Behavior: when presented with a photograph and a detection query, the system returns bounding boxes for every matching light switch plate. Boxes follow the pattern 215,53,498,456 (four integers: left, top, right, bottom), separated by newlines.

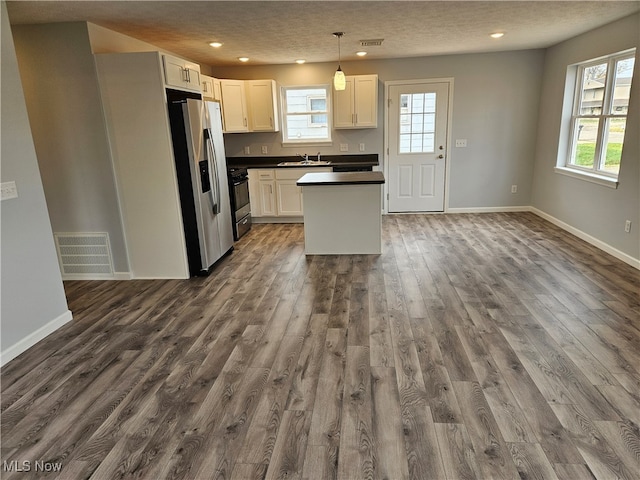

1,181,18,201
455,139,467,148
340,143,349,152
244,146,251,155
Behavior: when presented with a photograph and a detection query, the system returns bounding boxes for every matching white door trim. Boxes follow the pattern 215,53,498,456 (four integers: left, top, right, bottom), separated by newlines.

383,78,454,214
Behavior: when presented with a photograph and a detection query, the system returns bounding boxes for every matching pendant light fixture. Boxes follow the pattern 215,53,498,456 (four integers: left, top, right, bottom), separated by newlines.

333,32,346,91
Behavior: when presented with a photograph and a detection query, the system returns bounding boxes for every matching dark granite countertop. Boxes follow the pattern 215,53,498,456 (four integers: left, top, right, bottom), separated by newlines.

297,171,385,186
226,154,378,169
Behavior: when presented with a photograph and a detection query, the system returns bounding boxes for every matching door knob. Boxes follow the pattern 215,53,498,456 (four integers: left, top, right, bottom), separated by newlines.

438,154,444,159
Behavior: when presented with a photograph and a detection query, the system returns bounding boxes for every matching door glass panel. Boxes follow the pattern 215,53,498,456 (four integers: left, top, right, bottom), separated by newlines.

399,92,437,153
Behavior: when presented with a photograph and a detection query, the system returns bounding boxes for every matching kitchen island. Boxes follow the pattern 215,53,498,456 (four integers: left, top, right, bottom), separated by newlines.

296,171,385,254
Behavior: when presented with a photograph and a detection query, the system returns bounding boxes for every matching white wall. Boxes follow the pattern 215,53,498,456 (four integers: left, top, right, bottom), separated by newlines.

214,49,545,209
531,13,639,264
1,2,71,364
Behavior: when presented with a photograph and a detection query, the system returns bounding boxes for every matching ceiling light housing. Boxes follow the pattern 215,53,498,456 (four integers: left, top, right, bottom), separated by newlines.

296,59,306,64
356,51,367,57
209,42,223,48
238,57,249,62
490,32,505,39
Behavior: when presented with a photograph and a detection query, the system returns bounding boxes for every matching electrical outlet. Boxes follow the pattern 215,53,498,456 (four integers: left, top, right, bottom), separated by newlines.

244,146,251,155
340,143,349,152
1,181,18,201
511,185,517,194
624,220,632,233
455,139,467,148
359,143,365,152
261,145,268,154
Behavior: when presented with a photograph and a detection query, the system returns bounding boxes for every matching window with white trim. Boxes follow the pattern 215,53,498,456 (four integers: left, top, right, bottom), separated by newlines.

281,86,331,144
565,50,635,179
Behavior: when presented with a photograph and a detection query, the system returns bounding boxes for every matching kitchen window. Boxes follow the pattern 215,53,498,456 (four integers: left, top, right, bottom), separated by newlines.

557,49,635,186
281,85,331,144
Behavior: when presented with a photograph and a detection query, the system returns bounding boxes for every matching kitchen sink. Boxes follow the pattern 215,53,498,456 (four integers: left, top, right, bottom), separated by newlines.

277,161,332,166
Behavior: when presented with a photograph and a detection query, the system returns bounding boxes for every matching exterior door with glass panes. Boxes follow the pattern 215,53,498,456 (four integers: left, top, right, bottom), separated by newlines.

388,82,449,212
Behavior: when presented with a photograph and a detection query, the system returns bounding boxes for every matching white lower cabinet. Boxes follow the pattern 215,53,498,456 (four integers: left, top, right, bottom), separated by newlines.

259,181,276,216
249,167,330,219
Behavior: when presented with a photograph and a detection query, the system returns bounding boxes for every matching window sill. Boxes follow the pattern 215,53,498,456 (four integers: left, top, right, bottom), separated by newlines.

281,141,333,148
554,166,619,189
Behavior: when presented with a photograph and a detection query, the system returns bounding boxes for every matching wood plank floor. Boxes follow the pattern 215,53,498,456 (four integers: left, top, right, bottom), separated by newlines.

2,213,639,480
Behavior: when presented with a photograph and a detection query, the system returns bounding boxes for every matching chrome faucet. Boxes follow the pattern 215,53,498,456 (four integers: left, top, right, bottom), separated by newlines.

297,153,309,162
317,152,321,162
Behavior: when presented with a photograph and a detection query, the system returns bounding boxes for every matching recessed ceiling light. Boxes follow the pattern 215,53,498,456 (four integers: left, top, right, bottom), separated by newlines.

238,57,249,62
356,51,367,57
296,59,306,64
209,42,223,48
490,32,505,39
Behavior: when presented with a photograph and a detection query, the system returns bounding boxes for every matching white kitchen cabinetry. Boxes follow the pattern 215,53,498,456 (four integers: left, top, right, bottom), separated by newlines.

249,167,331,220
162,53,201,92
276,169,306,216
220,79,249,132
254,170,276,216
95,51,191,279
201,74,221,101
333,74,378,128
246,80,280,132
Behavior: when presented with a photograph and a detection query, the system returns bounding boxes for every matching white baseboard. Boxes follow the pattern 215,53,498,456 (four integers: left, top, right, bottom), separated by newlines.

530,207,640,270
1,310,73,367
446,206,531,214
252,217,303,224
61,271,132,281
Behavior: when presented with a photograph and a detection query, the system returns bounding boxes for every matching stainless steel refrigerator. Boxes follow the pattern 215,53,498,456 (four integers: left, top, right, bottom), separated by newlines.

168,92,234,276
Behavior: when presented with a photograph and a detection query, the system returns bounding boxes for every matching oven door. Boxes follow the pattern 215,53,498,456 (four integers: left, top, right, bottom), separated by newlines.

233,177,250,211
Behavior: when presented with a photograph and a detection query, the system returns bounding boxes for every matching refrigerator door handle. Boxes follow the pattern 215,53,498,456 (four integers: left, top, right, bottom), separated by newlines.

208,128,222,215
204,131,220,214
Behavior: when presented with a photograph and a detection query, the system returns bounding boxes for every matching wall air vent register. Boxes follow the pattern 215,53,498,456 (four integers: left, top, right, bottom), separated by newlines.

54,233,114,277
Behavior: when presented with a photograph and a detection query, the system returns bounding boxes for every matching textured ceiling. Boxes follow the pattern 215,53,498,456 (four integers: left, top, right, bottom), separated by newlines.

7,1,640,67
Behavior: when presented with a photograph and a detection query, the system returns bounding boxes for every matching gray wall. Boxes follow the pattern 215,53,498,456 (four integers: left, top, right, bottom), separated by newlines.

531,13,639,262
1,2,70,359
12,22,130,274
214,49,545,209
12,22,211,278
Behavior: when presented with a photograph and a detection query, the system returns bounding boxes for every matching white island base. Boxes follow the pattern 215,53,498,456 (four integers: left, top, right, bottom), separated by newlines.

297,172,385,255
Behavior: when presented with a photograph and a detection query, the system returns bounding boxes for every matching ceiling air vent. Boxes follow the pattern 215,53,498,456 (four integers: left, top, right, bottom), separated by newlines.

359,39,384,47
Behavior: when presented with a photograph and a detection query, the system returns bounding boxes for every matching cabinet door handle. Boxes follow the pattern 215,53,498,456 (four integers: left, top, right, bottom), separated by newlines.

244,118,247,127
203,82,208,92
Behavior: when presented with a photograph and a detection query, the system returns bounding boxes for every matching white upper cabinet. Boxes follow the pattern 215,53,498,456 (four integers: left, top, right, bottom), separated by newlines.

162,54,201,92
246,80,280,132
201,74,221,101
221,79,280,133
220,79,249,132
333,74,378,129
